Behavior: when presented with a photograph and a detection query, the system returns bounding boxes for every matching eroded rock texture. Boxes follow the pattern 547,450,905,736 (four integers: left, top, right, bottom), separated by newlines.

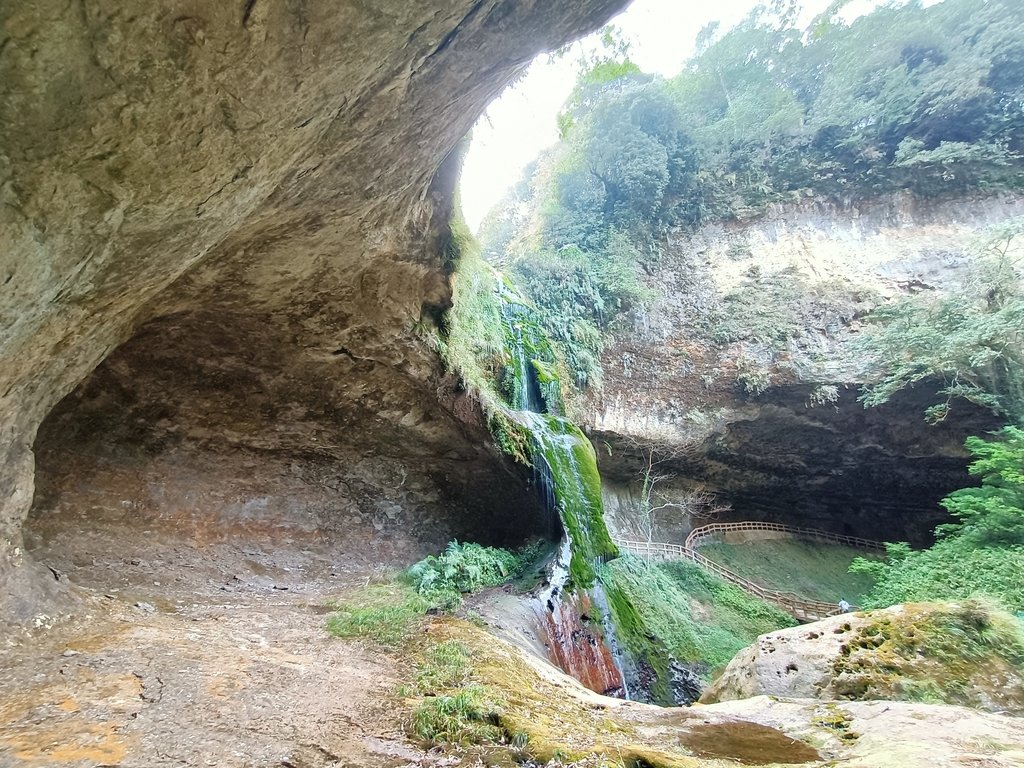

701,603,1024,715
588,194,1018,544
0,0,629,622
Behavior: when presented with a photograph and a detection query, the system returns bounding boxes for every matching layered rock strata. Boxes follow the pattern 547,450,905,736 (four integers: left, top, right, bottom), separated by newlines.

587,194,1020,543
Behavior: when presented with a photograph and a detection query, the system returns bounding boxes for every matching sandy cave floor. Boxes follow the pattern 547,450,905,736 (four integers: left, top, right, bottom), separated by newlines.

1,519,437,768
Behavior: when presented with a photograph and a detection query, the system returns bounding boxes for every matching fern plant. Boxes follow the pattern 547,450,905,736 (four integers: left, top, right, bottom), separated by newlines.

406,541,541,605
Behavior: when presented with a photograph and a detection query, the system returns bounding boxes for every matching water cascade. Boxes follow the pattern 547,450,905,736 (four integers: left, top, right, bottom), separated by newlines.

497,284,628,698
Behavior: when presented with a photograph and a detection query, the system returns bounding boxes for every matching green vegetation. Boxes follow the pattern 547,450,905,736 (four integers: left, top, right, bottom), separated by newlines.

667,0,1024,215
856,218,1024,424
508,241,650,389
854,541,1024,613
407,640,506,747
525,413,618,587
710,266,806,346
940,426,1024,546
326,582,433,646
853,427,1024,611
327,541,543,643
830,600,1024,710
437,223,507,411
700,539,882,605
407,540,545,608
601,555,794,703
413,685,503,746
479,0,1024,389
439,236,619,593
498,292,567,414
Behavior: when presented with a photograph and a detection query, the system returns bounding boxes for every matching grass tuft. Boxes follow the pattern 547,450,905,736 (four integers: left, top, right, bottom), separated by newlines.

412,684,504,746
325,582,431,646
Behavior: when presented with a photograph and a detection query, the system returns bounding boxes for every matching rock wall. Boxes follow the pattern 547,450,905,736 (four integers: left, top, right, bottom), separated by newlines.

0,0,630,622
585,193,1019,543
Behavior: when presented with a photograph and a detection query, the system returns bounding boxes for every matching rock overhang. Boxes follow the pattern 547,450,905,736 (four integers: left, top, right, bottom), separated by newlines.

0,0,632,622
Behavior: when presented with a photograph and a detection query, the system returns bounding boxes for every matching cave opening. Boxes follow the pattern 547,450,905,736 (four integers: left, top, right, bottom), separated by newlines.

24,308,546,603
592,384,1001,549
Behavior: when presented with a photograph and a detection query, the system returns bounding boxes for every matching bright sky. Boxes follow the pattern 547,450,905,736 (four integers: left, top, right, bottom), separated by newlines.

459,0,889,232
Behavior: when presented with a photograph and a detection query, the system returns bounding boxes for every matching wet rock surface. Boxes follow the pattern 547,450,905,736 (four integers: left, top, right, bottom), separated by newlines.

1,591,421,767
2,506,438,767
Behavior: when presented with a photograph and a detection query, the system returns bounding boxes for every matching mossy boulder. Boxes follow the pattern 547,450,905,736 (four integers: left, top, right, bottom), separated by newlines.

701,600,1024,714
395,615,1024,767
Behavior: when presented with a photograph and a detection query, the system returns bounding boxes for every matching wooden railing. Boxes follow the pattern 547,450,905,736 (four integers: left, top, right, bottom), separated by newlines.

684,521,884,553
613,529,866,623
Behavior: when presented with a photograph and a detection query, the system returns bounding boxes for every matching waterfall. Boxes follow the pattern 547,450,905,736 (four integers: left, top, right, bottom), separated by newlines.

495,280,628,698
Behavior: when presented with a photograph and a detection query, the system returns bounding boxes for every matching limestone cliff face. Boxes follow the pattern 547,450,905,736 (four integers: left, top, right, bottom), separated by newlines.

0,0,629,621
585,193,1021,543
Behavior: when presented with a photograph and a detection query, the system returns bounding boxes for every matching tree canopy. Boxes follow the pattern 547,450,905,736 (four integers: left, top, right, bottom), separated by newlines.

855,218,1024,425
479,0,1024,388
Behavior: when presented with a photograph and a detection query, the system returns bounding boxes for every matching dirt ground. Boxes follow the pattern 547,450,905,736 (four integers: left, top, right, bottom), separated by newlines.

7,516,1024,768
1,519,436,768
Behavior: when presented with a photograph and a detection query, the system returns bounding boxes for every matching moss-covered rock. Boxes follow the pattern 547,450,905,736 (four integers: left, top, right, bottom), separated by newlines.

601,555,794,705
388,614,1024,767
701,600,1024,714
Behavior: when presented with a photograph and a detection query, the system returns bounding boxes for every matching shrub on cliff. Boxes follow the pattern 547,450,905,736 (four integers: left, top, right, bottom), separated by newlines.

853,426,1024,610
855,218,1024,425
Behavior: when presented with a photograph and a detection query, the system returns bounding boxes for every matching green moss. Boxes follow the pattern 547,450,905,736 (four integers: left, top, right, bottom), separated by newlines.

600,556,795,703
520,412,617,587
601,565,675,704
429,619,698,767
811,704,860,743
440,217,616,592
325,582,432,646
831,600,1024,711
499,289,567,415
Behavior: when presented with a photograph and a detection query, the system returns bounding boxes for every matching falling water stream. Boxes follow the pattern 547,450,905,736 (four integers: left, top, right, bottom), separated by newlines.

498,284,630,698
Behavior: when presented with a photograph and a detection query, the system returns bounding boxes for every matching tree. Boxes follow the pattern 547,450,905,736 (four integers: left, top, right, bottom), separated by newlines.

624,437,728,543
855,218,1024,425
938,426,1024,547
851,426,1024,609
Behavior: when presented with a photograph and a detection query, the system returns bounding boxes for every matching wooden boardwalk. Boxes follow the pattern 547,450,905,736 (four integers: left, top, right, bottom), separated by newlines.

614,522,883,623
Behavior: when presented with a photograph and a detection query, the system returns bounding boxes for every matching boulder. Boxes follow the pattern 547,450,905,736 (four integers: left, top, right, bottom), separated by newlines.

701,601,1024,715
